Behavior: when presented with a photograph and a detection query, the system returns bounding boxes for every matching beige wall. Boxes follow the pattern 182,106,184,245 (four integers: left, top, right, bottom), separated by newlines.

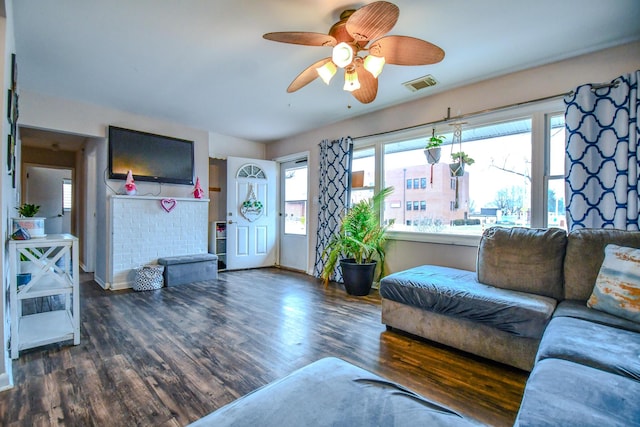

266,41,640,276
1,0,15,390
19,90,211,197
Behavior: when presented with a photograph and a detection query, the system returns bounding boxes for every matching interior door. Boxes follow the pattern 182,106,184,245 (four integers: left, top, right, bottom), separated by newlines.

24,165,72,235
226,156,277,270
279,158,309,272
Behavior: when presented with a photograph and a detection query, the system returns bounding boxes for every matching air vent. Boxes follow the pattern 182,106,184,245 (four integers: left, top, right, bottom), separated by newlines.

403,74,438,92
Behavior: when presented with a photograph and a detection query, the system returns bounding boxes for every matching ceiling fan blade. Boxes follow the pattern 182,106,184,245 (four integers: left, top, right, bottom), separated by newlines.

263,32,337,47
370,35,445,65
346,1,399,43
351,61,378,104
287,57,333,93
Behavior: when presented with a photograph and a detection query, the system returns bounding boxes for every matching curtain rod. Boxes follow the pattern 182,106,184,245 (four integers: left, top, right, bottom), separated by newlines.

352,92,569,141
352,80,619,141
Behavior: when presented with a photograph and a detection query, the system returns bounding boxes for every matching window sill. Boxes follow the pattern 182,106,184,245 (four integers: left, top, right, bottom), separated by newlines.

387,230,481,247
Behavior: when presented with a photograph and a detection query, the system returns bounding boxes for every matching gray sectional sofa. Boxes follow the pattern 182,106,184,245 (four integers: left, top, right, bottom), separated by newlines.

191,227,640,426
380,227,640,425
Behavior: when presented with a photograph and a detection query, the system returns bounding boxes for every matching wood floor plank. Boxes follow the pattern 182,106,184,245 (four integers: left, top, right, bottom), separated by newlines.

0,268,527,426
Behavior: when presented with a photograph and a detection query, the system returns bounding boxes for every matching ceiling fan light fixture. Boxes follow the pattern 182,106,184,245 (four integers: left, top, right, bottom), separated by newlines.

343,69,360,92
363,55,385,78
332,42,354,68
316,61,337,85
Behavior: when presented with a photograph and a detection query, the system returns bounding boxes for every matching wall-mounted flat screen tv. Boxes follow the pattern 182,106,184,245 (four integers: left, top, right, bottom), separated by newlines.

108,126,194,185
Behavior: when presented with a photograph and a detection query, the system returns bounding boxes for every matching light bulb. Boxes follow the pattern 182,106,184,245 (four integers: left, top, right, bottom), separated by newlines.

332,42,354,68
316,62,337,85
343,70,360,92
364,55,385,78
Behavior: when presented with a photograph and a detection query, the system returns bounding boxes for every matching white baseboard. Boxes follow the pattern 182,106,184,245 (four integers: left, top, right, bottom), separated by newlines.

109,281,132,291
93,275,109,290
0,372,13,392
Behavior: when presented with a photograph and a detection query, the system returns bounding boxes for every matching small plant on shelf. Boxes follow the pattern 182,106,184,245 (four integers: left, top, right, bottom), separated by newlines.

16,203,40,218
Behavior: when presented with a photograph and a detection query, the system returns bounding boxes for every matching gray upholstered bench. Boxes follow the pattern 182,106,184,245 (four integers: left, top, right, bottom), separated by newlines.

158,253,218,286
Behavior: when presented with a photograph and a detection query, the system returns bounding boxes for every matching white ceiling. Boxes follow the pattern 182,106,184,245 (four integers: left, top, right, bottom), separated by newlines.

12,0,640,143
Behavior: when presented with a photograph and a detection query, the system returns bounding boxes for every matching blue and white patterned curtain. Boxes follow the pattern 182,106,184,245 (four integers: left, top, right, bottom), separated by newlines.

314,137,353,282
565,71,639,231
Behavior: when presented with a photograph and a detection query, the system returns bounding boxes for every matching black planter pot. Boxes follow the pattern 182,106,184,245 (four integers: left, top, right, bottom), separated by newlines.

339,259,377,296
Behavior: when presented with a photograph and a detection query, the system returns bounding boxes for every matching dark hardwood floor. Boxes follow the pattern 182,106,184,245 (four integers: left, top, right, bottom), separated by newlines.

1,268,528,426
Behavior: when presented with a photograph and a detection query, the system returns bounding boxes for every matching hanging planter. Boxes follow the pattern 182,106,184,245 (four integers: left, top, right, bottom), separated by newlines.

449,151,474,177
424,129,445,165
425,129,445,186
449,162,465,177
240,184,264,222
425,147,442,164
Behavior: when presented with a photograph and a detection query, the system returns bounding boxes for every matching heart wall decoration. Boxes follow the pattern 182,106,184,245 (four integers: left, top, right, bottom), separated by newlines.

160,198,177,213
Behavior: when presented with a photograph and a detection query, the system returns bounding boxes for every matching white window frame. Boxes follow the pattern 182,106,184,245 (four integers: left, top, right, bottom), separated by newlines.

352,99,564,246
62,178,72,212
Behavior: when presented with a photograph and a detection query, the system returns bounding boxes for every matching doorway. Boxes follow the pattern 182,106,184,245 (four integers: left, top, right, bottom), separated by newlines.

225,156,278,270
23,165,73,235
278,158,309,272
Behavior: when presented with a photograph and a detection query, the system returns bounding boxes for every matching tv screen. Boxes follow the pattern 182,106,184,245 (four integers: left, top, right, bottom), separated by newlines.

108,126,194,185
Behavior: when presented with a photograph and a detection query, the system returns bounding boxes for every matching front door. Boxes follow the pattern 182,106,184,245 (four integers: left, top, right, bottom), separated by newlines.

226,156,277,270
279,158,309,272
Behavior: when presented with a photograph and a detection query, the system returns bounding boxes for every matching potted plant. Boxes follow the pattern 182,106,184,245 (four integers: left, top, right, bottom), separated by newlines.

424,131,445,164
321,187,393,296
12,203,45,238
449,151,475,177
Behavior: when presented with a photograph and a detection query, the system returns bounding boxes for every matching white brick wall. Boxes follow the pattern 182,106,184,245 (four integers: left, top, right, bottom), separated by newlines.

110,196,209,289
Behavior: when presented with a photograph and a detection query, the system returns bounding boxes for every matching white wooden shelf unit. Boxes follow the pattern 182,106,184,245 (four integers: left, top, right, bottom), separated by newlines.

8,234,80,359
214,221,227,271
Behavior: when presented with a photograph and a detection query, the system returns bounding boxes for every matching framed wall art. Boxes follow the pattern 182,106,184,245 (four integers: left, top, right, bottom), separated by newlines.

6,53,18,187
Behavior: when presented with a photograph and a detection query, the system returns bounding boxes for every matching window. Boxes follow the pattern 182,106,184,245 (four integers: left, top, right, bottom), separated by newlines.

63,179,72,211
284,165,308,235
546,114,567,230
384,117,534,235
350,147,375,205
351,99,565,242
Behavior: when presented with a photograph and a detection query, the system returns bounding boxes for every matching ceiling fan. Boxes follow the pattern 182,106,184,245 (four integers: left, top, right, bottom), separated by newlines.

263,1,445,104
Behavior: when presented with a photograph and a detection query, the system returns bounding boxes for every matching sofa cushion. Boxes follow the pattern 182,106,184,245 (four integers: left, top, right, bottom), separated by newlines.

535,316,640,381
564,228,640,301
587,244,640,323
476,226,566,300
515,358,640,427
553,300,640,333
189,357,482,427
380,265,557,339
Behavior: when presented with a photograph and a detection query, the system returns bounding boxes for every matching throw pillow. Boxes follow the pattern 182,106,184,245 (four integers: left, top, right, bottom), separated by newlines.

587,244,640,323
